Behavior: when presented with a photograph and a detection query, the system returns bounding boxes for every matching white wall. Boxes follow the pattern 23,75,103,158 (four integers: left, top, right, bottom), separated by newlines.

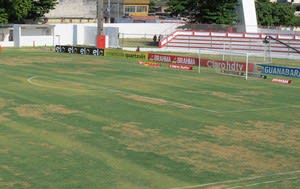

54,24,75,45
51,23,181,46
105,23,182,38
238,0,258,32
12,25,55,47
21,36,54,47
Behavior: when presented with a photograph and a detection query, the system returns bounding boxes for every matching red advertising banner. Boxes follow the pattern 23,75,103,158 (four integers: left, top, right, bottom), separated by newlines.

272,78,292,84
169,64,193,70
148,53,255,72
138,61,161,68
148,53,197,65
200,59,255,73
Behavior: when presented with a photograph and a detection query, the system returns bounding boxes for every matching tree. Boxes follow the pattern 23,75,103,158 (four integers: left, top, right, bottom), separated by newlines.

192,0,239,24
0,0,57,24
256,0,296,26
167,0,239,24
149,0,157,14
167,0,189,17
0,8,8,24
27,0,57,21
11,0,33,22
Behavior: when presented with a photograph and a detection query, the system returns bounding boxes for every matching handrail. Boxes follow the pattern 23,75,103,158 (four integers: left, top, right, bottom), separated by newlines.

263,35,300,54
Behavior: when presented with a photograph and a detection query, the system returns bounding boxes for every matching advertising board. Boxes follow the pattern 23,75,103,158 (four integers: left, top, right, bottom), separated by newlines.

259,64,300,78
200,59,255,72
105,49,148,60
169,64,193,70
55,45,104,56
148,53,197,65
148,53,255,72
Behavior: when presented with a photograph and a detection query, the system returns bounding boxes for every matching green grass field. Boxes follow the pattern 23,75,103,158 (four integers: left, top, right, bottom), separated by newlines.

0,48,299,189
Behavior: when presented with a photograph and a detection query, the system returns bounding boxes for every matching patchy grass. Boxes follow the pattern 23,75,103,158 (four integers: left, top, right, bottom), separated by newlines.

0,48,299,189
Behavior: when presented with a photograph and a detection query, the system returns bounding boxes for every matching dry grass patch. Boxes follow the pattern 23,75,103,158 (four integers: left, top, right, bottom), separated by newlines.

202,121,300,152
0,56,73,66
0,99,6,109
238,90,272,97
14,104,79,120
211,91,250,104
0,148,9,154
103,121,299,174
1,165,22,176
27,142,55,150
118,94,167,105
186,90,251,104
102,122,159,138
46,104,78,114
0,98,14,109
118,94,192,109
200,185,228,189
0,113,10,123
64,124,93,135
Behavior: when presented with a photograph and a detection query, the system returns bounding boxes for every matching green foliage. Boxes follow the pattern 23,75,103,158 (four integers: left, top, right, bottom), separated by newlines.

294,16,300,26
149,0,157,13
11,0,32,22
0,0,57,23
167,0,239,24
256,0,296,26
166,0,189,17
193,0,239,24
0,8,8,24
27,0,57,20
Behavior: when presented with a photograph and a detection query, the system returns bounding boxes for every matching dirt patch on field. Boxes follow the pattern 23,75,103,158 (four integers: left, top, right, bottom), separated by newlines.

118,94,192,109
211,91,250,104
202,121,300,152
120,94,167,105
27,142,55,150
103,121,299,174
239,90,271,97
46,104,78,114
186,90,250,104
14,104,79,120
200,185,228,189
65,124,93,135
14,105,45,120
103,122,159,138
0,113,10,123
0,98,14,109
0,148,9,154
1,165,22,176
0,99,6,109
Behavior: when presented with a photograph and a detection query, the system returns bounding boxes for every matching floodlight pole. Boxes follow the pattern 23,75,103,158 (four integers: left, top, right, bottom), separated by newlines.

97,0,104,35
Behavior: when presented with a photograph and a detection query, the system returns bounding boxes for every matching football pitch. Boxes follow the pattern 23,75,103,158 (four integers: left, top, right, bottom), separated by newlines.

0,48,299,189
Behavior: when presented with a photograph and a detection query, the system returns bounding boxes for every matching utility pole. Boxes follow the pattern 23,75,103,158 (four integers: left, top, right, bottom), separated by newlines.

107,0,111,23
97,0,104,35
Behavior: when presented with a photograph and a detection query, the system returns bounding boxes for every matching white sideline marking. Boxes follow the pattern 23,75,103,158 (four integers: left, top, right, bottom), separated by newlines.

225,176,298,189
27,76,86,91
171,170,300,189
216,106,294,113
27,76,299,114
